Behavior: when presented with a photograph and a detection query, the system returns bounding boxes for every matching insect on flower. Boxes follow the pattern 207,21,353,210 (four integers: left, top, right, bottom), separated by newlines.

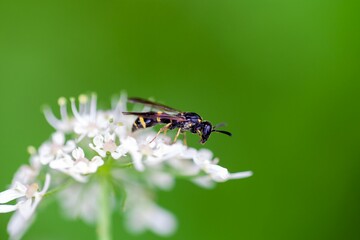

123,97,232,144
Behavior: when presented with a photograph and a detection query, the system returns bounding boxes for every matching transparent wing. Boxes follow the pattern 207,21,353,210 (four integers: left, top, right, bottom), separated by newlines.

122,111,186,122
128,97,181,112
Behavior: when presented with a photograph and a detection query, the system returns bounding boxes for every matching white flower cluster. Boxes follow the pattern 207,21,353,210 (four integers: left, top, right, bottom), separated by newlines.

0,93,252,239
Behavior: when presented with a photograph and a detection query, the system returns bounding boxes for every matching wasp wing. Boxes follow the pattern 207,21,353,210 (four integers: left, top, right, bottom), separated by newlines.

214,122,228,129
128,97,181,112
122,111,186,122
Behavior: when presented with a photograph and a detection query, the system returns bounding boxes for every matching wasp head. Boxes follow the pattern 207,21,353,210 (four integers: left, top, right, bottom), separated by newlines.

197,121,232,144
199,121,212,144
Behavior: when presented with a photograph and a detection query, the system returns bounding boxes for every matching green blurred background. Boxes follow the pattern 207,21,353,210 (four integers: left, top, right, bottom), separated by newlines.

0,0,359,239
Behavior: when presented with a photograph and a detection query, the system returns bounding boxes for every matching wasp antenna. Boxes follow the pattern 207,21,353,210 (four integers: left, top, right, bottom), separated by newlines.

212,130,232,136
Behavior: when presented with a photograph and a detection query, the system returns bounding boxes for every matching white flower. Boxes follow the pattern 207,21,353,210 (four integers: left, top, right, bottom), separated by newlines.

1,93,253,238
111,92,135,138
38,131,76,165
49,147,104,182
117,136,145,171
0,174,51,240
58,182,102,224
7,211,35,240
0,174,51,216
12,147,42,186
145,170,175,190
145,138,187,166
116,134,186,172
126,203,176,236
192,149,252,182
167,157,201,176
124,187,177,236
203,163,231,182
11,166,40,189
43,97,73,133
192,170,253,189
70,94,109,141
89,133,124,159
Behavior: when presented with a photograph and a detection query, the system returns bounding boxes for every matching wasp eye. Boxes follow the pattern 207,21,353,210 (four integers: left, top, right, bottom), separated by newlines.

200,122,212,144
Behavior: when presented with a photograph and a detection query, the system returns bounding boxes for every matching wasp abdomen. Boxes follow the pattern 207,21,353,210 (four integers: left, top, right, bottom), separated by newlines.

132,117,158,132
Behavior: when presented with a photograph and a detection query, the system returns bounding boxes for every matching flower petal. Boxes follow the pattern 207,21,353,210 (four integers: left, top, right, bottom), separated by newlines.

63,140,76,153
193,149,213,166
89,143,106,158
7,210,33,240
148,205,177,236
131,151,145,172
93,135,104,148
111,150,124,160
73,161,88,174
206,164,230,182
0,189,25,204
72,147,85,160
40,174,51,195
49,155,74,169
0,204,18,213
52,131,65,145
104,132,115,142
91,156,104,167
18,199,33,219
191,176,215,188
229,171,253,179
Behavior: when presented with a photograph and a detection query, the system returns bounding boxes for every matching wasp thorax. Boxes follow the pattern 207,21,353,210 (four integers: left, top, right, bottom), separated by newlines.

183,112,202,123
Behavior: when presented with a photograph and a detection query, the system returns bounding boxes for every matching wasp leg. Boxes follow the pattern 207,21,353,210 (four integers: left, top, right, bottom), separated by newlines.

149,123,171,143
173,128,182,143
182,132,187,146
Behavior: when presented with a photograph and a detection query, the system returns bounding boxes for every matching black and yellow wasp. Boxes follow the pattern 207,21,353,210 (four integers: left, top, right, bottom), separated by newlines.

123,97,232,144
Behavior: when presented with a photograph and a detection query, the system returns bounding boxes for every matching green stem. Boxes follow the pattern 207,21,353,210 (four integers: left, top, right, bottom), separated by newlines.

43,178,74,197
97,177,112,240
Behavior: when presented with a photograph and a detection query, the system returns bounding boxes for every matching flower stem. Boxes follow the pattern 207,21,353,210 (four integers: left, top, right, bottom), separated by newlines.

97,177,112,240
43,178,74,197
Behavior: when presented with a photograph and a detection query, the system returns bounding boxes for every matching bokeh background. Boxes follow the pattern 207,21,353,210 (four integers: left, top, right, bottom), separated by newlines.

0,0,359,239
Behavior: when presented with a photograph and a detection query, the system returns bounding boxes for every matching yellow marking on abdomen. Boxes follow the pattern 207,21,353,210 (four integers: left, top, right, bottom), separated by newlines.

139,117,146,128
133,122,139,129
156,112,162,123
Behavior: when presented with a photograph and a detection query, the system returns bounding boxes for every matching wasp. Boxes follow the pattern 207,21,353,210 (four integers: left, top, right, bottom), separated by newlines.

122,97,232,144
